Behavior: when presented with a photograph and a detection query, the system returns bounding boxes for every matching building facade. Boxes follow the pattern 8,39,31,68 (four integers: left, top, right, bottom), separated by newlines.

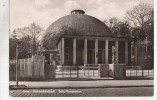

41,10,137,66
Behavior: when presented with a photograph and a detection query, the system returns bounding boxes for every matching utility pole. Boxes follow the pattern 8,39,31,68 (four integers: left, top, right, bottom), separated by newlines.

31,23,36,56
145,36,148,73
16,43,19,87
13,29,19,88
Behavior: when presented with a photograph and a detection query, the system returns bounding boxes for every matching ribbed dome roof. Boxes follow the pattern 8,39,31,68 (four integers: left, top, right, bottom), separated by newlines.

41,13,113,50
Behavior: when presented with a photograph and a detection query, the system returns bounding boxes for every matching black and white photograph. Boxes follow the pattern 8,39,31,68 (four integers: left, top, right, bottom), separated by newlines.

4,0,155,97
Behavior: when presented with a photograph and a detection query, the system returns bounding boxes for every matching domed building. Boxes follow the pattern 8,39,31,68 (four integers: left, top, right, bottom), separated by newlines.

41,10,137,66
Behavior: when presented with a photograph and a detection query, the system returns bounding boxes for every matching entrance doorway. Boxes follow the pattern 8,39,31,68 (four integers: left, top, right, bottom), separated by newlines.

87,40,95,64
76,40,84,65
98,50,105,64
87,49,95,64
98,40,105,64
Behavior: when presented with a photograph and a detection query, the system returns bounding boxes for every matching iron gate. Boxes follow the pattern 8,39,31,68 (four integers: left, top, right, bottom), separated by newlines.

55,64,100,79
126,66,154,77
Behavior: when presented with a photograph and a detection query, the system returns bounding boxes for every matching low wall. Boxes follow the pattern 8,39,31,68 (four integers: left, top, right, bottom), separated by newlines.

98,64,109,77
10,55,45,81
44,65,56,80
32,55,45,80
98,64,126,79
98,64,114,78
114,64,126,79
10,58,33,80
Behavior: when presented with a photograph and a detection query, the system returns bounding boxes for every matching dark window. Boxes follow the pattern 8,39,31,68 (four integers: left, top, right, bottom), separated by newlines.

118,41,125,63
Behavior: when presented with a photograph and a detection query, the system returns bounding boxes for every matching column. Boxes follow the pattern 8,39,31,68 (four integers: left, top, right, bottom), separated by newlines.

84,39,87,64
134,41,138,65
73,38,76,65
61,38,64,65
59,41,62,65
125,40,128,65
95,39,98,64
105,39,108,64
115,40,118,64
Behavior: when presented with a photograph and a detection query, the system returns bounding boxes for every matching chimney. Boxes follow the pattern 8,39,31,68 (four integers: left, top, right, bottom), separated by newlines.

71,10,85,14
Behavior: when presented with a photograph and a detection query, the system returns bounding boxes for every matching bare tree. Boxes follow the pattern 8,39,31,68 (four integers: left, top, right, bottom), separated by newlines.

14,22,44,41
9,23,45,59
104,18,131,37
104,17,118,33
125,2,153,38
126,2,154,69
112,21,131,37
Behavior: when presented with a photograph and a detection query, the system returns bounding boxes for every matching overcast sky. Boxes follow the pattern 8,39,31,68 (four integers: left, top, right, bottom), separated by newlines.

10,0,153,33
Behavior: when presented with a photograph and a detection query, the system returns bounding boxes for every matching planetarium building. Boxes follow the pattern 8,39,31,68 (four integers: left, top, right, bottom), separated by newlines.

41,10,137,67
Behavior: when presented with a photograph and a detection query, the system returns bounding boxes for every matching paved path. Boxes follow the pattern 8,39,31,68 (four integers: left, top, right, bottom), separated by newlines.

9,80,153,89
9,87,153,97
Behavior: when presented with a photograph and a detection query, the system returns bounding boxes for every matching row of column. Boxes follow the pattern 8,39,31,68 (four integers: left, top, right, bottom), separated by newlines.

60,38,137,65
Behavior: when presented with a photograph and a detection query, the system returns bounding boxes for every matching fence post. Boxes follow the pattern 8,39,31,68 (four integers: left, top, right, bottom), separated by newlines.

77,65,79,78
130,68,131,76
136,66,137,76
84,64,85,77
88,65,89,77
62,65,63,78
92,65,94,76
70,65,71,78
142,66,143,76
93,67,94,76
148,66,149,76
